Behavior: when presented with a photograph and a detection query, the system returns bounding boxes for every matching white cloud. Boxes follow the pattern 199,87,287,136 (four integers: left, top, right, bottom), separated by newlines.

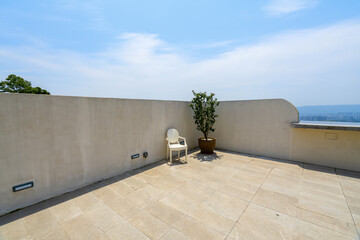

263,0,318,16
0,19,359,106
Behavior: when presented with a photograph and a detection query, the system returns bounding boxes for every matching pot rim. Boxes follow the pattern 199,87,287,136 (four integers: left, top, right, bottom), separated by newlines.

198,137,216,141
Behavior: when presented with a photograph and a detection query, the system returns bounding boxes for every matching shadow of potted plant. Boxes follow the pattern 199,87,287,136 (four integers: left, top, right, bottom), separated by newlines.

189,90,220,154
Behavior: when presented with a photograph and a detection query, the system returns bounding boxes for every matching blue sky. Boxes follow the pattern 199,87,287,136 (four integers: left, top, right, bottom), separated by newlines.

0,0,359,106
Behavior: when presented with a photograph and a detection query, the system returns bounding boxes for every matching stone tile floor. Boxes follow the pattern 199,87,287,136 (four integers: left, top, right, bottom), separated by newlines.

1,150,360,240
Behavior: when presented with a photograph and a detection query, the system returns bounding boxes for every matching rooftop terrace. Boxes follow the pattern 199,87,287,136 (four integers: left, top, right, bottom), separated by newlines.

1,150,359,240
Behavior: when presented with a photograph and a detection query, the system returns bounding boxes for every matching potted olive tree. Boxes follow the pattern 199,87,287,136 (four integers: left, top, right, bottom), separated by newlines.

189,90,220,154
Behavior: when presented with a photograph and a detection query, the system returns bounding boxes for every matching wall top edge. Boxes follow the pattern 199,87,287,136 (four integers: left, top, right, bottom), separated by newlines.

0,93,191,103
0,93,298,115
292,121,360,131
0,94,291,104
221,98,288,103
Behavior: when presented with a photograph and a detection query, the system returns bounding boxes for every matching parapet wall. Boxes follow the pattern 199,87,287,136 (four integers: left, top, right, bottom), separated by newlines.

290,128,360,171
214,99,360,171
1,94,359,215
213,99,299,160
0,94,197,215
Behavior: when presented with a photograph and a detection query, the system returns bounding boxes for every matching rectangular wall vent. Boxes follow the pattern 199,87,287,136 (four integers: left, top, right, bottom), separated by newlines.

13,182,34,192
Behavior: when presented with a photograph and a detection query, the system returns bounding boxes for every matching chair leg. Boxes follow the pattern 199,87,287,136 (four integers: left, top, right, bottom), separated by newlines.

185,148,188,163
170,150,172,165
178,151,180,160
167,146,169,160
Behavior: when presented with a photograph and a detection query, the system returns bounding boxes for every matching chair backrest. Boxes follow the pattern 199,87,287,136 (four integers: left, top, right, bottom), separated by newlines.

167,128,179,143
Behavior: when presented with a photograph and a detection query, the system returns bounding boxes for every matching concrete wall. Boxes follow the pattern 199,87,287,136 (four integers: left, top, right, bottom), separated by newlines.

213,98,359,171
213,99,299,160
0,94,197,215
1,94,359,215
290,128,360,171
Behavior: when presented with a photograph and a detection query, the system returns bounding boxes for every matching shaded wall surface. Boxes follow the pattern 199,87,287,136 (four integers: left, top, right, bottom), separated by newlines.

291,128,360,171
0,94,197,215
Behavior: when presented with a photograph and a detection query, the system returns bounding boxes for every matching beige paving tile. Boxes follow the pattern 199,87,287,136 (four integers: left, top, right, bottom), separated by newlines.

352,213,360,234
40,225,70,240
97,233,112,240
174,164,214,179
50,200,83,223
340,177,360,198
150,174,187,192
160,229,191,240
262,168,301,194
170,167,199,179
194,172,228,191
126,184,166,209
302,164,339,185
253,187,298,216
133,172,160,184
24,209,59,240
0,219,28,240
128,211,171,240
208,165,240,178
145,201,186,226
122,175,148,189
221,155,251,167
301,178,344,197
344,195,360,215
107,180,135,196
160,182,215,214
264,168,302,196
105,221,150,240
269,166,302,179
272,161,303,175
85,202,124,232
229,203,295,240
293,219,354,240
61,214,102,240
92,187,120,203
247,159,275,170
174,216,226,240
300,184,347,203
219,177,260,201
231,166,269,186
298,189,353,222
180,181,217,197
189,204,236,235
261,180,299,199
105,195,142,220
142,166,171,178
201,191,248,221
296,207,358,237
72,193,100,212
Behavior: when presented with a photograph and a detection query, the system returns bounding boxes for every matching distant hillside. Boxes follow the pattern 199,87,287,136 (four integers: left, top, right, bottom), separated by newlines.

297,104,360,122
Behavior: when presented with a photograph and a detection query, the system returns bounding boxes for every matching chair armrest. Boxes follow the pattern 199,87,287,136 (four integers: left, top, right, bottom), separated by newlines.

179,136,187,145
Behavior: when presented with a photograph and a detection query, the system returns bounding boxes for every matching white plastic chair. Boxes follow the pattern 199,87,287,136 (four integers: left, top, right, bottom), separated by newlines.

166,128,188,165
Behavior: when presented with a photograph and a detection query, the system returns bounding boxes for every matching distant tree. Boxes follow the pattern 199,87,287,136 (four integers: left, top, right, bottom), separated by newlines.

0,74,50,95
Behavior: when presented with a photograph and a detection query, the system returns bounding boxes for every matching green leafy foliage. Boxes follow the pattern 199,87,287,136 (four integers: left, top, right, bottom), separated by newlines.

0,74,50,95
189,90,220,139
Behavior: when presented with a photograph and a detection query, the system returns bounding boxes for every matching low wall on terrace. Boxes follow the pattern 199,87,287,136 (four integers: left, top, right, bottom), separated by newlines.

0,94,197,215
1,94,359,215
213,99,299,160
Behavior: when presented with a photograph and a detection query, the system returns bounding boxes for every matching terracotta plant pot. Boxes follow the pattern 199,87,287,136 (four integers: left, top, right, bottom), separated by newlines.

198,137,216,154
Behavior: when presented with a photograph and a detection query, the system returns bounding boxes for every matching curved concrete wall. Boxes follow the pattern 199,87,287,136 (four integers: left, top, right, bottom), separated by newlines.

213,99,299,160
0,94,197,215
